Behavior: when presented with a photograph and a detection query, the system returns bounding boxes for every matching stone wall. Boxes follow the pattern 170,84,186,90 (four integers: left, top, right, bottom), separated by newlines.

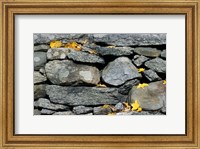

34,34,166,115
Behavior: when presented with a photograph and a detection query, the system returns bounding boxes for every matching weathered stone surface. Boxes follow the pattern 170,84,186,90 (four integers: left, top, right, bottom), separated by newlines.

34,52,47,70
115,102,124,111
144,69,162,82
118,79,140,95
161,98,166,114
93,106,112,115
45,60,100,85
34,71,47,84
34,109,41,115
132,55,149,67
102,57,142,86
73,106,93,115
53,111,75,115
144,58,166,73
34,44,50,52
41,109,55,115
116,111,151,115
128,81,166,110
161,50,166,58
34,84,46,100
93,34,166,46
46,85,119,106
34,98,69,111
47,48,70,60
133,47,161,57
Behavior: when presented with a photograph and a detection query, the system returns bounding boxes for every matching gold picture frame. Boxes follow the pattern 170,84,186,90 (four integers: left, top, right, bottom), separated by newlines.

0,0,200,148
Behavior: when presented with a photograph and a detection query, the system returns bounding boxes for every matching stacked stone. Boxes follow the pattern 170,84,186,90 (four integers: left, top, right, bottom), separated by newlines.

34,34,166,115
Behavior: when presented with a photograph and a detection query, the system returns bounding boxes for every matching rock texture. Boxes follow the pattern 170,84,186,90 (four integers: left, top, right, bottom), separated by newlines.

133,47,161,57
34,71,47,84
34,52,47,70
145,58,166,73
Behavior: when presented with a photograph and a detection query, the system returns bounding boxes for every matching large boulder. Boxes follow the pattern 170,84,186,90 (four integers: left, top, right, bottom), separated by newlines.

93,34,166,46
45,60,100,85
34,52,47,70
144,58,166,73
128,81,166,110
102,57,141,86
45,85,120,106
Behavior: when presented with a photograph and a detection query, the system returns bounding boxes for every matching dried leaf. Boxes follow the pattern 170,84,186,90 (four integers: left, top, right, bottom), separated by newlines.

123,102,131,111
65,41,82,51
102,104,110,109
163,80,166,85
131,100,140,111
137,83,149,89
138,68,145,73
50,40,62,48
88,50,98,55
96,83,107,88
137,107,142,112
109,105,117,112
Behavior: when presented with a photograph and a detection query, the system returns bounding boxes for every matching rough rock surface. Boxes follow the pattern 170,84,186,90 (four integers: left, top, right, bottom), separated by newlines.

45,60,100,85
161,50,166,58
53,111,75,115
132,55,149,67
116,111,151,115
46,85,120,106
144,58,166,73
34,109,41,115
143,69,162,81
34,98,69,111
34,52,47,70
128,81,166,110
118,79,140,95
93,106,112,115
93,34,166,46
47,48,70,60
34,71,47,84
34,44,50,52
34,84,46,100
41,109,55,115
133,47,161,57
102,57,141,86
115,102,124,111
73,106,93,115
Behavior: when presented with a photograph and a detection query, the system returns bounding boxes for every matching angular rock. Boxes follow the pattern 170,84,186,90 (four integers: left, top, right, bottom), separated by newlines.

47,48,70,60
118,79,140,95
45,60,100,85
115,102,124,111
128,81,166,110
144,58,166,73
34,109,41,115
34,52,47,70
132,55,149,67
133,47,161,57
93,34,166,46
34,84,46,100
93,106,112,115
34,98,69,111
34,44,50,52
46,85,119,106
143,69,162,82
161,50,166,58
102,57,142,86
73,106,93,115
53,111,75,115
34,71,47,84
41,109,55,115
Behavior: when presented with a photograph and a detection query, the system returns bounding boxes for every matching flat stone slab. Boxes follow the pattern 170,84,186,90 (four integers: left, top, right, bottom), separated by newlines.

144,58,166,73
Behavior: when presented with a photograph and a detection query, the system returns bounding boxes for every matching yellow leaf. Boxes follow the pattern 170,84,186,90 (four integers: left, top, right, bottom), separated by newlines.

50,40,62,48
137,83,149,89
138,68,145,73
96,83,107,88
131,100,140,111
137,107,142,112
163,80,166,85
123,102,131,111
102,104,110,109
65,41,82,51
88,50,98,55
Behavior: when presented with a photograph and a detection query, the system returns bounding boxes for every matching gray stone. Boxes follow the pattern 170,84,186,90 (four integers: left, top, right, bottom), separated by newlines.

133,47,161,57
93,34,166,46
34,71,47,84
40,109,55,115
34,84,46,100
83,113,93,115
34,52,47,70
93,106,112,115
34,98,69,111
118,79,140,95
116,111,151,115
34,44,50,52
144,69,162,82
73,106,93,115
47,48,70,60
161,98,166,114
46,85,120,106
34,109,41,115
161,50,166,58
53,111,75,115
128,81,166,110
45,60,100,85
102,57,142,86
144,58,166,73
115,102,124,111
132,55,149,67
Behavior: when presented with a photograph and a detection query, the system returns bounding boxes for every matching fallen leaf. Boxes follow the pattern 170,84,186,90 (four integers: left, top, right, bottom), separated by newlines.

65,41,82,51
123,102,131,111
131,100,140,111
50,40,62,48
163,80,166,85
138,68,145,73
102,104,110,109
96,83,107,88
137,83,149,89
109,105,117,112
137,107,142,112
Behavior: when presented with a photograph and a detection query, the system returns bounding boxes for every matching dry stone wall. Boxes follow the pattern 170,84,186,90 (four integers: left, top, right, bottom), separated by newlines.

34,33,166,115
